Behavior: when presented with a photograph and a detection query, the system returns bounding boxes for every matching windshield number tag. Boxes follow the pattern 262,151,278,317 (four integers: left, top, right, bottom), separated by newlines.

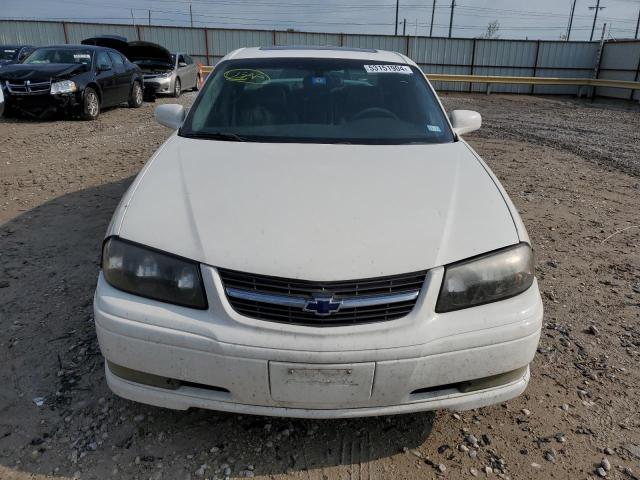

74,54,91,59
364,65,412,74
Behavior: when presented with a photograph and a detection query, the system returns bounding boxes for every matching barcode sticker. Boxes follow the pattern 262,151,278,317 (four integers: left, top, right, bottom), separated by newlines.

364,64,412,74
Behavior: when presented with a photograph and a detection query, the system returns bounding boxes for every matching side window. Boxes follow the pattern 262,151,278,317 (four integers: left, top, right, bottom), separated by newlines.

185,55,194,65
108,51,124,66
178,54,186,66
96,51,112,69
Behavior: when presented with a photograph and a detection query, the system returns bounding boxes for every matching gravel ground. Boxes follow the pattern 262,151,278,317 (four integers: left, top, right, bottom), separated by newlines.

1,93,639,480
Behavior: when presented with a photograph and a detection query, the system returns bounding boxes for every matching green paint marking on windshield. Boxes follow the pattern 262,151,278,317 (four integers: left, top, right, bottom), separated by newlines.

223,69,270,84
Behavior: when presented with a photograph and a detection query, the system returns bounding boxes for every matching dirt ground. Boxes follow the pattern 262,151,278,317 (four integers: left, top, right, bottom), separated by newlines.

1,92,639,480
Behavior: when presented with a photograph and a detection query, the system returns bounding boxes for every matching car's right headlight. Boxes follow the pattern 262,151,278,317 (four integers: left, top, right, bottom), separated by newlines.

50,80,77,95
102,237,207,309
436,243,535,313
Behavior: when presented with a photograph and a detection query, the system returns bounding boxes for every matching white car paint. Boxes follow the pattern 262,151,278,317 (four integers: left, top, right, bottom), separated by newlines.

95,46,542,418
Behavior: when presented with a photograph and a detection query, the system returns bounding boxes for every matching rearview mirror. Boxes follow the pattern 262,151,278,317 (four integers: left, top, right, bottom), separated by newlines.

155,104,186,130
449,110,482,136
178,62,188,67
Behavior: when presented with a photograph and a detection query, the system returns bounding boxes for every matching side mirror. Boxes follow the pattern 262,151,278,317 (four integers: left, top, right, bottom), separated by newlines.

178,62,188,68
155,104,186,130
449,110,481,136
97,63,112,72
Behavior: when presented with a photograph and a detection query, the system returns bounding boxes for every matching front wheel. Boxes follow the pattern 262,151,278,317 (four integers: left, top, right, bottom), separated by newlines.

81,88,100,120
173,78,181,98
128,81,143,108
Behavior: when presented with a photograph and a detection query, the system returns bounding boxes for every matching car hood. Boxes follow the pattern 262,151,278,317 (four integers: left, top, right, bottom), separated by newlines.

115,137,519,280
0,63,86,82
127,41,173,64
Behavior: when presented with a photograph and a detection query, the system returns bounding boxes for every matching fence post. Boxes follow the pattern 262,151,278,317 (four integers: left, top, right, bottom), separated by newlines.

468,38,476,93
62,22,69,44
531,40,540,95
340,33,344,46
272,30,277,46
405,36,410,57
630,52,640,101
204,27,210,66
136,25,142,41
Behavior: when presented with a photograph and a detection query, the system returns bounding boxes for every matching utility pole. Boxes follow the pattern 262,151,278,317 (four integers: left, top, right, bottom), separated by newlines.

189,3,194,27
448,0,455,38
566,0,576,41
148,10,151,26
130,9,135,26
589,0,605,42
395,0,400,35
430,0,436,37
403,18,407,35
635,7,640,39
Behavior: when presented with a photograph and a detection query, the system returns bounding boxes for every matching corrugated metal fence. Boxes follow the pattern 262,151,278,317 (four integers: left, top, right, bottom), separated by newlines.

1,19,639,99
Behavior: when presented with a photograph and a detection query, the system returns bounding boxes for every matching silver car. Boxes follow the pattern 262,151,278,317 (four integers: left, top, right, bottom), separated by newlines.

141,50,200,98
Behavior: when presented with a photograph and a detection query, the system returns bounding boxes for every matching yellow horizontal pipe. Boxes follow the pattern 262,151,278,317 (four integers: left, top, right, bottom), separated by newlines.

199,66,639,90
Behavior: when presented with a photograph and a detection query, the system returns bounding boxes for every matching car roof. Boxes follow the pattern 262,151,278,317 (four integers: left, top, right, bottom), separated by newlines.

225,46,412,64
1,45,31,49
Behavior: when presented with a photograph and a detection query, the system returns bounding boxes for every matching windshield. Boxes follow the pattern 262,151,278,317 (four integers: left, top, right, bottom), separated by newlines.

0,48,17,61
180,58,454,144
24,48,93,66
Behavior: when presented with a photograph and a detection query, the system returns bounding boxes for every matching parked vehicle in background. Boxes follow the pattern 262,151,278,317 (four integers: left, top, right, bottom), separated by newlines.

134,49,200,98
0,45,35,68
95,46,543,418
0,45,144,120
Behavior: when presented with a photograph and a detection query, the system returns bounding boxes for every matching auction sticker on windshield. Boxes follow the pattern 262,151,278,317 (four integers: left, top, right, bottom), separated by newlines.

224,69,270,84
364,64,412,74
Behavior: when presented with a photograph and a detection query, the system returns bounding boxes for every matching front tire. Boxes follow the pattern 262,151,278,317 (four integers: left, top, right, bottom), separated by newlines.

81,88,100,120
128,81,143,108
173,78,181,98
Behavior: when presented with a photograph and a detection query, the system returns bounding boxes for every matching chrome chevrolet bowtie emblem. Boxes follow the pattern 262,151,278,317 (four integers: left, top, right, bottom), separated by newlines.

303,296,342,316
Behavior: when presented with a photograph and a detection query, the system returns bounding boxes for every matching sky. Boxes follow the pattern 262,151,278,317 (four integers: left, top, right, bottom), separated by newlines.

2,0,640,41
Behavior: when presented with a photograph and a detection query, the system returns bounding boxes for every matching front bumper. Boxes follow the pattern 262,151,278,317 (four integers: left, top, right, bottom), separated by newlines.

4,91,80,117
143,76,172,94
94,265,543,418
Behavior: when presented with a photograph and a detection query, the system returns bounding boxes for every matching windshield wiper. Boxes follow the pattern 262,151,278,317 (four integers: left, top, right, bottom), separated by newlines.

182,132,248,142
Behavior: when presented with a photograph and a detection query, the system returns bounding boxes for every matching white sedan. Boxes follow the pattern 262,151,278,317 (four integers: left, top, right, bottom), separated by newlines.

94,46,542,418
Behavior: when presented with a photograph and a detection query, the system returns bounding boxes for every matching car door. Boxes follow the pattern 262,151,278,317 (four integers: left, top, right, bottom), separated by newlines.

185,55,198,89
108,51,130,103
177,54,193,89
95,50,116,107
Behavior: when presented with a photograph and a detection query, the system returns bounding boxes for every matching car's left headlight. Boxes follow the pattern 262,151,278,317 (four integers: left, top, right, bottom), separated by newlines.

102,237,208,309
50,80,77,95
436,243,534,313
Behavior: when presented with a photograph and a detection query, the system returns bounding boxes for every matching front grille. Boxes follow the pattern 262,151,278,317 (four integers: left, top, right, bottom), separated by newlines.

6,80,51,95
218,268,428,326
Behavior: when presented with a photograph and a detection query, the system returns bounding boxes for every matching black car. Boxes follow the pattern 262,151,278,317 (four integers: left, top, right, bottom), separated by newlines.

0,44,144,120
0,45,35,68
